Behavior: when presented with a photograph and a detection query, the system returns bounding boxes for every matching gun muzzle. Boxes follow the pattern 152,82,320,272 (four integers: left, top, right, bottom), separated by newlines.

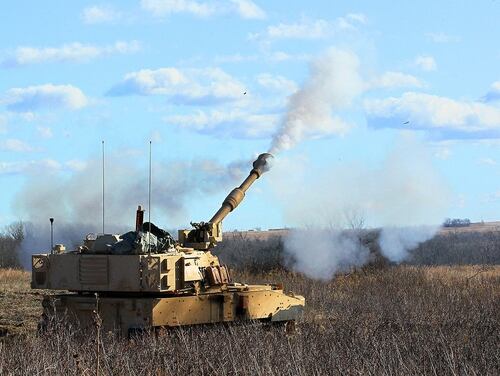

209,153,274,225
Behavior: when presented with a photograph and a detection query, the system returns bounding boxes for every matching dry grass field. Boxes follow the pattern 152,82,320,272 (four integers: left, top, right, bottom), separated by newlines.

1,265,499,375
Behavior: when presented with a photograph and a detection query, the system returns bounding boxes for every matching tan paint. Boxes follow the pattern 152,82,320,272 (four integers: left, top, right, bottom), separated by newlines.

33,153,305,334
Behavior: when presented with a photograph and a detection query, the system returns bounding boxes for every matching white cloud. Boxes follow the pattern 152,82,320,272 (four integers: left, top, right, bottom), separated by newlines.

107,67,246,105
483,81,500,102
141,0,217,17
2,84,88,112
0,114,7,133
37,126,53,139
346,13,367,24
414,55,437,71
425,32,460,43
165,109,279,138
150,130,163,143
0,138,36,152
81,5,121,24
0,159,62,175
141,0,266,19
483,191,500,203
214,51,310,64
230,0,266,19
369,71,424,89
249,14,367,41
434,146,452,160
365,92,500,137
269,51,292,61
65,159,88,171
478,157,497,166
253,19,329,40
256,73,298,93
2,41,140,67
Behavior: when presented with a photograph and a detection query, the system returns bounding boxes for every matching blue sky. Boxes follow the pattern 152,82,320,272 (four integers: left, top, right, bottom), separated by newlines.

1,0,500,232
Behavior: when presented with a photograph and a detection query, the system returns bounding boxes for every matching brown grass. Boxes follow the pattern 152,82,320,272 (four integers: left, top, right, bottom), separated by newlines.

0,268,53,336
0,265,499,375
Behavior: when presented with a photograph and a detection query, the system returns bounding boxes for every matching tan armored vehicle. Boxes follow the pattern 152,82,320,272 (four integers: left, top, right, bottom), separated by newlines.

31,153,305,335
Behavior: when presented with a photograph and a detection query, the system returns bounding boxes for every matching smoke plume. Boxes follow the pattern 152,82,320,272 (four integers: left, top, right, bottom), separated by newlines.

15,155,246,268
269,48,364,154
269,134,450,278
285,228,370,280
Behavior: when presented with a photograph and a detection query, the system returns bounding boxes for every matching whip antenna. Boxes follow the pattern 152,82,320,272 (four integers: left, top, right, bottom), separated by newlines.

49,218,54,254
148,140,152,255
102,140,105,234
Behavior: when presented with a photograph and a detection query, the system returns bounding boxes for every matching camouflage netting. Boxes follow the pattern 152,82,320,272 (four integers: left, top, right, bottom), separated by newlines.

111,222,175,255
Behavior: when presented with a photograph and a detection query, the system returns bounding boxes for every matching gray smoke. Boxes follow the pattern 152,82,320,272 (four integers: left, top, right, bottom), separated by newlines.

19,221,112,269
15,156,247,268
285,228,370,280
269,134,450,278
378,226,438,263
269,48,364,154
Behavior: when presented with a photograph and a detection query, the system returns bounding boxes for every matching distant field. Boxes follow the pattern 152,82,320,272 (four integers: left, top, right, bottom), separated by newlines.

224,221,500,240
440,221,500,233
1,266,499,374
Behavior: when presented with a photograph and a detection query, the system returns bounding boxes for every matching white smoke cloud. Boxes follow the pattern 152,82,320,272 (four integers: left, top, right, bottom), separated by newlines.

270,134,450,278
269,48,365,153
284,228,370,279
14,156,246,227
14,155,247,267
378,226,438,263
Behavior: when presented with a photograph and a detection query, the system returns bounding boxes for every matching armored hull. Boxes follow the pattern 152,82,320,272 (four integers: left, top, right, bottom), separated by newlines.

32,153,305,334
33,252,304,335
42,285,304,335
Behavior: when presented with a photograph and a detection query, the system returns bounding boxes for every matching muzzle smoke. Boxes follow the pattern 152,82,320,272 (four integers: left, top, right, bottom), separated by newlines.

15,156,246,268
269,134,450,279
269,48,364,154
265,46,449,278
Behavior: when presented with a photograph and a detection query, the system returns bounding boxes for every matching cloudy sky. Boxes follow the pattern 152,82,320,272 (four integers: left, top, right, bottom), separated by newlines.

1,0,500,231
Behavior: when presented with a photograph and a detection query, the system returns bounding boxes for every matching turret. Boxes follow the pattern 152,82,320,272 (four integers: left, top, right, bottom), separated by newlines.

178,153,274,250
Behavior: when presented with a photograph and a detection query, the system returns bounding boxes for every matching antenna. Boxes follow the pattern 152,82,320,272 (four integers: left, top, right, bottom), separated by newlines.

102,140,105,235
49,218,54,254
148,140,152,255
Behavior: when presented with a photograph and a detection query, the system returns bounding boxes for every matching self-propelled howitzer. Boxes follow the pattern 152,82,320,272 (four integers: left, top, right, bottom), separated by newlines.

31,153,304,335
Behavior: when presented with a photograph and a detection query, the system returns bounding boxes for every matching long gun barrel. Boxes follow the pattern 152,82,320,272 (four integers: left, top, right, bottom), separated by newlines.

209,153,273,225
179,153,274,250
